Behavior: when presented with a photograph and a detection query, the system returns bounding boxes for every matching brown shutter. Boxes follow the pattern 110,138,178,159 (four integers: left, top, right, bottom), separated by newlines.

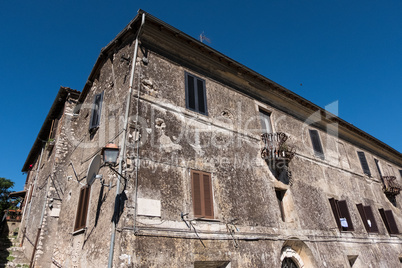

384,210,399,235
329,198,341,231
192,171,203,217
363,206,378,233
74,186,91,231
356,203,369,232
338,200,354,231
379,208,390,234
203,173,213,219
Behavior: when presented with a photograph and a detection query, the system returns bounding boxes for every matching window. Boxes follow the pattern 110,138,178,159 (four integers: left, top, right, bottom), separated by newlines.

89,91,104,133
309,129,324,159
329,198,354,231
399,169,402,179
357,151,371,176
74,186,91,231
356,204,378,233
185,72,207,115
191,170,213,219
275,189,286,222
259,109,273,134
378,208,399,235
374,159,382,178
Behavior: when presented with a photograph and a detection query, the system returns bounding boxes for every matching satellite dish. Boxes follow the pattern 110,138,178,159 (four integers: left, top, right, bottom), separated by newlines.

87,155,101,186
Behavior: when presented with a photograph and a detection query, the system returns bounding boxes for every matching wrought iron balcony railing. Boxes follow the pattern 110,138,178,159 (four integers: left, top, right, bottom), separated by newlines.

261,132,295,162
383,176,401,196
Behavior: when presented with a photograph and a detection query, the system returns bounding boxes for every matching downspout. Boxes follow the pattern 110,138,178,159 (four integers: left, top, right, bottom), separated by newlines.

22,144,45,246
107,12,146,268
29,174,51,268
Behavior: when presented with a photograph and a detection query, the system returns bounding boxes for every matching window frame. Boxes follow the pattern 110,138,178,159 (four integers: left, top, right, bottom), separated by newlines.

74,185,91,232
309,129,325,159
357,151,371,176
185,72,208,116
356,204,378,233
329,198,354,232
89,91,104,133
259,109,273,134
191,170,214,219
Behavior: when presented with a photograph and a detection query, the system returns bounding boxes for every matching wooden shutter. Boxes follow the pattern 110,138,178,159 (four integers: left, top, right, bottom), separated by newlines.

379,208,390,234
357,152,371,176
203,173,213,218
196,78,206,114
363,206,378,233
309,129,324,159
356,203,369,232
338,200,354,231
191,170,213,219
192,171,203,217
329,198,341,231
74,186,91,231
384,210,399,235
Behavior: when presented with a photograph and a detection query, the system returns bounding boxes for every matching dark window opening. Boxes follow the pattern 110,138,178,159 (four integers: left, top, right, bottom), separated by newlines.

194,261,230,268
281,257,298,268
329,198,354,231
378,208,399,235
185,72,207,115
74,186,91,231
309,129,324,159
275,189,286,222
348,255,358,267
357,151,371,176
89,92,104,133
356,204,378,233
191,170,213,219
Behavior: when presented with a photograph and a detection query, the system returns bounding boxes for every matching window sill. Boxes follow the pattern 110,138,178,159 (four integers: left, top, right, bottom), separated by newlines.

193,218,220,223
72,228,86,236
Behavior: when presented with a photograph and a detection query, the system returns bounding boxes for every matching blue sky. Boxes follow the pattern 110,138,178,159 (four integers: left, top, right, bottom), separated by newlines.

1,0,401,191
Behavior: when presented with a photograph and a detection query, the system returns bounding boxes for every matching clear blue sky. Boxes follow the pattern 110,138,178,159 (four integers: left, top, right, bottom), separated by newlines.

1,0,401,191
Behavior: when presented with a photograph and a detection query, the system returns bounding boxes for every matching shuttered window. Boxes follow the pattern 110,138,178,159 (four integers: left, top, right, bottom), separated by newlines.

379,208,399,235
309,129,324,159
191,170,214,219
357,151,371,176
89,91,104,133
356,204,378,233
74,186,91,231
185,72,207,115
329,198,354,231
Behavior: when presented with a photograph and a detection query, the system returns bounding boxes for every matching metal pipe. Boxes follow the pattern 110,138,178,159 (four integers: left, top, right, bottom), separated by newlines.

22,144,45,246
107,12,146,268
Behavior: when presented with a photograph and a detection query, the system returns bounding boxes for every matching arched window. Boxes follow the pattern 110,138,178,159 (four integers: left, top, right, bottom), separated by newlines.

282,257,299,268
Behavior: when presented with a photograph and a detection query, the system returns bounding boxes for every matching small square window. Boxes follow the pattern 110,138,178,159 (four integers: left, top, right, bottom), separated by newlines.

185,72,207,115
309,129,324,159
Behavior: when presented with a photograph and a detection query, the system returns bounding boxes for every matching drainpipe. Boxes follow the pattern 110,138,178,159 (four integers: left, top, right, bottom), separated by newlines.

22,144,45,246
107,12,146,268
29,174,51,268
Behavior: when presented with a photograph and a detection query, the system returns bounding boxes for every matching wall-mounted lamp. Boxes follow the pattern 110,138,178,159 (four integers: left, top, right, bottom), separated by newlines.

101,143,120,166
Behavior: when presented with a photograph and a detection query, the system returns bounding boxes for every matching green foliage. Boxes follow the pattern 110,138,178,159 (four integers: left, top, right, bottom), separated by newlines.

0,177,14,215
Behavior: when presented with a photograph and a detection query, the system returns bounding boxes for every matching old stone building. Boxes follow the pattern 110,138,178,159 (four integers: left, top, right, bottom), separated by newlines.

20,10,402,267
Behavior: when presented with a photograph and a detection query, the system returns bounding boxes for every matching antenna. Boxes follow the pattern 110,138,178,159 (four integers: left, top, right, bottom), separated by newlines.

199,31,211,44
87,155,101,186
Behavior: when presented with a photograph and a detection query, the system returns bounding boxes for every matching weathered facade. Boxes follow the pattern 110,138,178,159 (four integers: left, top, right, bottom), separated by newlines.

20,10,402,267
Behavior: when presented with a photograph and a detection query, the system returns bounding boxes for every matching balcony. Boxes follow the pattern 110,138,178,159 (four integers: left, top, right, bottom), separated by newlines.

383,176,401,196
5,209,22,222
261,132,296,184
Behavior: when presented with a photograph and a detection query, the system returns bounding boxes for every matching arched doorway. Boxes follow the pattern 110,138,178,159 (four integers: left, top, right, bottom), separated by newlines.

281,257,299,268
